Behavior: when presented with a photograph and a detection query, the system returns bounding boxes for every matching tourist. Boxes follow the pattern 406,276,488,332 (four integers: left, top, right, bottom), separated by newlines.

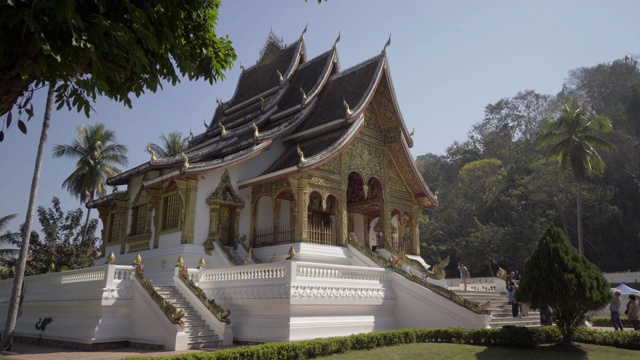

508,281,519,317
626,294,640,330
610,289,624,330
458,263,470,291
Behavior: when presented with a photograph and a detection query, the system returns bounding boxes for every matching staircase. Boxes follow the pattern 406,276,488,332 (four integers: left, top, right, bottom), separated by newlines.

454,290,541,328
154,285,223,349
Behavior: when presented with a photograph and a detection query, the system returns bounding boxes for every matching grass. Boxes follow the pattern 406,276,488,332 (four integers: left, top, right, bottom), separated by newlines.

317,342,640,360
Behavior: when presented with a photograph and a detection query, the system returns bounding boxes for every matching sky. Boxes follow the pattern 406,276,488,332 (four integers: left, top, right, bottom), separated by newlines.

1,0,639,236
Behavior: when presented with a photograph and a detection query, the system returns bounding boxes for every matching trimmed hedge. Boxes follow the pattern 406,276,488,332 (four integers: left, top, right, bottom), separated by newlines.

124,326,640,360
590,316,632,328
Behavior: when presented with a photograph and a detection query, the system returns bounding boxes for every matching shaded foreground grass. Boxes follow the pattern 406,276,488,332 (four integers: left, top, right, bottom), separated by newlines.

318,342,639,360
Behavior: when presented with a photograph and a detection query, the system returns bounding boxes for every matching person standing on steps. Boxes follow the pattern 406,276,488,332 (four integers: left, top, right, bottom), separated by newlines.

508,281,519,317
458,263,470,291
610,289,624,331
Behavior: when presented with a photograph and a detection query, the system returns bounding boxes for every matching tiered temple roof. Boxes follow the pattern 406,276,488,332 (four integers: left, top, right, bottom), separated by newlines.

106,29,437,208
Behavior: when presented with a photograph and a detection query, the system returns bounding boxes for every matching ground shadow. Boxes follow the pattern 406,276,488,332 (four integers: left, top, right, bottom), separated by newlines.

476,343,588,360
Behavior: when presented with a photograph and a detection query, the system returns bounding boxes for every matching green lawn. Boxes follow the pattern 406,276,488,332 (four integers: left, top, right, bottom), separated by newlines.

318,342,639,360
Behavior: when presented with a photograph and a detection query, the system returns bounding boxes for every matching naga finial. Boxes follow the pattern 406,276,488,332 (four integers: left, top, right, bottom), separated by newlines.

252,122,260,138
297,143,306,164
300,24,308,40
146,145,157,161
409,127,415,138
300,87,307,101
189,129,194,142
216,98,223,107
333,31,341,49
181,152,190,169
240,63,245,72
219,120,228,135
277,69,284,82
343,99,353,118
204,120,209,129
382,34,391,55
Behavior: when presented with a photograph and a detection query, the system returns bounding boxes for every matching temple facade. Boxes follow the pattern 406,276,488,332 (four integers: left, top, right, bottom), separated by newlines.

89,29,437,267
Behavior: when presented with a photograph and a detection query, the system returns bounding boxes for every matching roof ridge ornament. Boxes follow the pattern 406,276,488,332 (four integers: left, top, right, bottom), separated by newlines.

300,24,308,41
300,87,307,102
343,99,353,118
297,143,306,164
409,127,415,139
146,145,157,161
219,120,228,135
277,69,284,83
333,32,341,50
252,122,260,138
382,34,391,55
240,62,245,72
181,152,190,169
259,96,266,112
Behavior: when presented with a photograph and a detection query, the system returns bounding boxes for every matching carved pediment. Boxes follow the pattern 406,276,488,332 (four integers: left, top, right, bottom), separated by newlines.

207,170,245,208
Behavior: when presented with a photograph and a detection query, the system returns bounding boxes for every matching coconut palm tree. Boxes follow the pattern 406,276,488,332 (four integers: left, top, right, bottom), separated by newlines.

535,97,616,256
146,130,189,158
52,123,128,242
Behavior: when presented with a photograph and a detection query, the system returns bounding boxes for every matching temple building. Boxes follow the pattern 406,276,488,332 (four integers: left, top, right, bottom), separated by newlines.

0,31,508,352
89,29,437,270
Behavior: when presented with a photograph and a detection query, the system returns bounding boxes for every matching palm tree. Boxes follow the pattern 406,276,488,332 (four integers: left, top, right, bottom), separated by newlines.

52,123,128,242
0,214,19,260
535,97,616,256
146,130,189,157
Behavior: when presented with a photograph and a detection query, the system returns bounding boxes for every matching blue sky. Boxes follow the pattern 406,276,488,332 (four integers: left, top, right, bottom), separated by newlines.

1,0,639,235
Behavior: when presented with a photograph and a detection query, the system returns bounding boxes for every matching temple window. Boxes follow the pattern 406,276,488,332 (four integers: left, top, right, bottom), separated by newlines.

107,212,121,243
131,205,148,236
162,193,180,230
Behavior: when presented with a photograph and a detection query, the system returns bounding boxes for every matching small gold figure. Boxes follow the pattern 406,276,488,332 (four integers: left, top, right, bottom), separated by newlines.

133,253,142,266
175,256,184,267
146,145,157,161
198,257,206,269
286,246,296,260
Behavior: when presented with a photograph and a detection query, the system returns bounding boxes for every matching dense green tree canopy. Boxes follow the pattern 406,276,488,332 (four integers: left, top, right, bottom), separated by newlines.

517,226,610,344
0,0,236,137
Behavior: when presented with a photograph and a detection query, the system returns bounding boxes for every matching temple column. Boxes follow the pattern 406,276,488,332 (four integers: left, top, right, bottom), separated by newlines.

147,188,162,249
411,204,421,255
292,175,309,242
176,178,198,244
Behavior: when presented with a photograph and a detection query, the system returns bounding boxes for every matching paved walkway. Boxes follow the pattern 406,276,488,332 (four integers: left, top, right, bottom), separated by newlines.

0,342,214,360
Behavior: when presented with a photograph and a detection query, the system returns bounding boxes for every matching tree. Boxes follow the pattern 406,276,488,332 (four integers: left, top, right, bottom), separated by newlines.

2,82,55,350
0,0,236,136
3,197,100,275
517,226,610,344
0,214,19,260
535,97,616,255
52,123,128,242
146,131,190,157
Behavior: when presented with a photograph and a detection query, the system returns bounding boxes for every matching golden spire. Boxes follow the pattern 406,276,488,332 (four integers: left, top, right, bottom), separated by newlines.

219,120,228,135
252,122,260,138
146,145,157,161
175,256,184,267
286,246,296,260
343,99,353,118
106,251,116,264
181,152,190,169
277,69,284,82
296,143,306,164
382,34,391,55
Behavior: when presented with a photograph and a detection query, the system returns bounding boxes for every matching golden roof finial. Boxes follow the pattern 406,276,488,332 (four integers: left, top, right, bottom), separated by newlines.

382,34,391,55
296,143,306,164
175,256,184,267
106,251,116,264
277,69,284,82
300,24,308,40
343,99,353,118
300,87,307,101
219,120,228,135
146,145,157,161
198,257,206,269
252,122,260,138
133,253,142,265
181,152,190,169
333,31,341,49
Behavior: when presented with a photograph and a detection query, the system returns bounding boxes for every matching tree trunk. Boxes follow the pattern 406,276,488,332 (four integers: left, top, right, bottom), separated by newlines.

1,82,55,351
81,203,92,245
576,182,584,256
